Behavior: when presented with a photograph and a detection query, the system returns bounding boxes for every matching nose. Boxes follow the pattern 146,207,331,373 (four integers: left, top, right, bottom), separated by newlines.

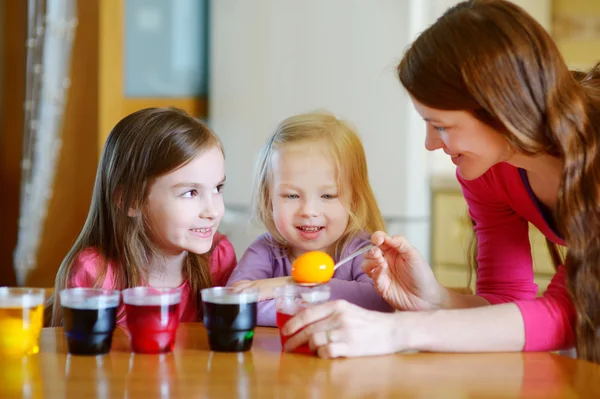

424,128,444,152
199,195,220,220
299,198,320,218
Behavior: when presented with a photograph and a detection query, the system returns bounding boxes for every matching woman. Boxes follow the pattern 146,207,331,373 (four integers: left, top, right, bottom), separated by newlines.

281,0,600,363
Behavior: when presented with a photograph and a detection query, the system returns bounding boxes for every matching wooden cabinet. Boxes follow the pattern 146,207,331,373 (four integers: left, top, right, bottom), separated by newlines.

430,177,557,296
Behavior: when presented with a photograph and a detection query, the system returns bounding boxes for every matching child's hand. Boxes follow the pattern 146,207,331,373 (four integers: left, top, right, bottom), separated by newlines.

230,277,293,301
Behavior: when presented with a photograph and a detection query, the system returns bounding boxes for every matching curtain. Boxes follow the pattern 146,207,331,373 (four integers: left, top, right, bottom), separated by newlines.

13,0,77,285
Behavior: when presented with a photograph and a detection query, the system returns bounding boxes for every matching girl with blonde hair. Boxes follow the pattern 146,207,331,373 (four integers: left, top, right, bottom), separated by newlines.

227,111,393,326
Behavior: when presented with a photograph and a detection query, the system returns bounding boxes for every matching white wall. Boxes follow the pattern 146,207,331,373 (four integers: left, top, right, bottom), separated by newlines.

211,0,436,258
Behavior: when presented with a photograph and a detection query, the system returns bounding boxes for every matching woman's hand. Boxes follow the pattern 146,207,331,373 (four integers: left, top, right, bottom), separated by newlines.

362,231,445,311
230,277,293,301
282,300,408,358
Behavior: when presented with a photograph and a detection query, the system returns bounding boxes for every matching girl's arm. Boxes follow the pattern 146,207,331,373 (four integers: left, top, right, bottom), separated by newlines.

225,235,281,326
226,236,276,284
326,279,395,312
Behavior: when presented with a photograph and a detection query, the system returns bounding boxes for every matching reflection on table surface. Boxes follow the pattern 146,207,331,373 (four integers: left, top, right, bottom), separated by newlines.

0,323,599,398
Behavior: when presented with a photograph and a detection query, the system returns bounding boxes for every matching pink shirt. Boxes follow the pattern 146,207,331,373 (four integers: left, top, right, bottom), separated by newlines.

66,233,237,326
458,162,574,351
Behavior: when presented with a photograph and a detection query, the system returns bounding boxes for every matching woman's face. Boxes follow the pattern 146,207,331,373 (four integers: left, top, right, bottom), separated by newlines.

410,96,513,180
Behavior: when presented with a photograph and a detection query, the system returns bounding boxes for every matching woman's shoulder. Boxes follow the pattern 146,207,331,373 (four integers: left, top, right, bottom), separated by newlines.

456,162,526,204
457,162,521,193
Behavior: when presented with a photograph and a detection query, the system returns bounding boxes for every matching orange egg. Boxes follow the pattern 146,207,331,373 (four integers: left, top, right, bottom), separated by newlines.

291,251,335,284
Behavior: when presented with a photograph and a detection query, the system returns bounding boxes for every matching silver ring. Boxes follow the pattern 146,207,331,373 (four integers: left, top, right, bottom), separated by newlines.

326,330,334,343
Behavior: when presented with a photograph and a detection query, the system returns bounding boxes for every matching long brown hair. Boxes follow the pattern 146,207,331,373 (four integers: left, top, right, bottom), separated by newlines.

47,108,223,326
398,0,600,362
252,111,385,258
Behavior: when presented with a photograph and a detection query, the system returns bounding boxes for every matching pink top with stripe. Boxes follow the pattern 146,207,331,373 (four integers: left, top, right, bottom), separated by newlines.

458,162,574,351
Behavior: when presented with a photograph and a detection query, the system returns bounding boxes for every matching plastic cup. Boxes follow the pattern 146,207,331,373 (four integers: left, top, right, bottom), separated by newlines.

0,287,45,356
274,285,331,354
202,287,259,352
122,287,181,354
60,288,120,355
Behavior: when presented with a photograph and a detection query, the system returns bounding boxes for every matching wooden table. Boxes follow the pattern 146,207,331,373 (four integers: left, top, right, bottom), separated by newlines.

1,323,599,398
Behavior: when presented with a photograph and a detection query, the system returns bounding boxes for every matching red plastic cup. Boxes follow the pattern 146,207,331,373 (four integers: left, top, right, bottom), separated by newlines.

122,287,181,354
274,285,331,354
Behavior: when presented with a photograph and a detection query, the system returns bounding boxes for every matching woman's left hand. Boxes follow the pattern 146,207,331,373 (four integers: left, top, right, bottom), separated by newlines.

281,300,408,358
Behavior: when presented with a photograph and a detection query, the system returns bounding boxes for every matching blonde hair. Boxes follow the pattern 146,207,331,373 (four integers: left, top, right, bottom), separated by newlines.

252,111,385,258
47,108,223,326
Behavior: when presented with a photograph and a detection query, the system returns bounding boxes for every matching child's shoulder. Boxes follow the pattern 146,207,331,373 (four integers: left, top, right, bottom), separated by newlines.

212,233,235,254
235,233,284,265
68,247,115,288
73,247,105,269
345,231,372,250
251,232,275,245
337,231,372,259
209,233,238,286
246,233,283,255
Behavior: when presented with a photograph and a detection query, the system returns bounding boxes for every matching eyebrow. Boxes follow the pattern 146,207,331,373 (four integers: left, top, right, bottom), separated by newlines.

423,117,445,124
279,183,338,190
172,176,226,189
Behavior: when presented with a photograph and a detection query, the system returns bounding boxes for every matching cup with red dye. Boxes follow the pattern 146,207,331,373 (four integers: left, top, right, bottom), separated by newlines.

122,287,181,354
274,285,331,354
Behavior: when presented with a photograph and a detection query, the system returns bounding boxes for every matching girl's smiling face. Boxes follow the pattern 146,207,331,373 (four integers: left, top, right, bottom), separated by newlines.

143,146,226,256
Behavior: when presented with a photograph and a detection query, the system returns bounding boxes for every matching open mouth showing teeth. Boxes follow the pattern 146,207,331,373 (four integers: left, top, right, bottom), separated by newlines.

297,226,324,233
191,228,211,233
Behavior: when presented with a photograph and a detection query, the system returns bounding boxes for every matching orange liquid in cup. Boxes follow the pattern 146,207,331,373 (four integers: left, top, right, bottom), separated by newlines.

0,304,44,356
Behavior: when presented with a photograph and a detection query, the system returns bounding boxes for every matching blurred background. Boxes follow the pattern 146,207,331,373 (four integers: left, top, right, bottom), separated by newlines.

0,0,598,290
